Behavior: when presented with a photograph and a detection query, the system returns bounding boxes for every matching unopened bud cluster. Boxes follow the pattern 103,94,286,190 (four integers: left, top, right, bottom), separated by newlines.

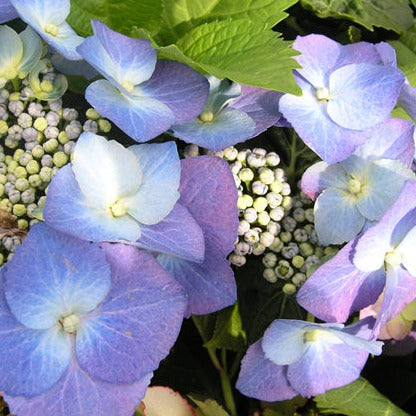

184,144,337,293
0,64,112,265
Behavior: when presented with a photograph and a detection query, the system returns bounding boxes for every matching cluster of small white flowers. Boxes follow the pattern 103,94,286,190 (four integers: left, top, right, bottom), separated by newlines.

184,144,338,293
0,64,112,265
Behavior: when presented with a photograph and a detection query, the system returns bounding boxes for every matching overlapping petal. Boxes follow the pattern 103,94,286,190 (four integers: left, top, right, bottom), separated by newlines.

0,0,17,23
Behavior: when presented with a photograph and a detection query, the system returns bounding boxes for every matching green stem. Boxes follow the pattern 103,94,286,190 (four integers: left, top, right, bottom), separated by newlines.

279,294,288,319
306,312,315,323
12,78,20,92
229,351,244,379
192,317,238,416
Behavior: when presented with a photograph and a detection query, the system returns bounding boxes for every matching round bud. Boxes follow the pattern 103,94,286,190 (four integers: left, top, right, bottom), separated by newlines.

282,283,297,295
263,268,277,283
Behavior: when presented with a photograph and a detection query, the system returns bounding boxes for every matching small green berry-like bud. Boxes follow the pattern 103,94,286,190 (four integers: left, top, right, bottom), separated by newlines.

259,168,275,185
17,218,29,230
0,252,4,266
53,151,69,167
244,229,260,245
229,253,246,267
280,231,292,243
0,174,6,184
238,168,254,182
252,243,266,256
58,131,69,144
253,197,268,212
299,242,314,257
7,160,18,173
14,166,27,178
33,117,48,132
0,120,8,134
13,203,26,217
98,119,111,133
263,268,277,283
32,144,45,159
266,192,283,209
292,255,305,269
15,178,29,191
259,231,274,247
13,149,25,161
0,198,12,212
282,283,297,295
86,108,100,120
237,195,248,210
269,180,283,193
270,207,284,221
275,260,293,279
269,237,283,253
26,160,40,174
263,253,277,268
43,138,59,153
257,211,270,226
0,183,4,197
266,152,280,167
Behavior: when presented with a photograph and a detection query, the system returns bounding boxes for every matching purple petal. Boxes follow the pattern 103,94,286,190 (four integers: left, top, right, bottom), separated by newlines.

137,202,205,262
236,339,296,401
0,0,17,23
297,241,386,322
230,85,283,136
353,118,414,165
287,341,369,397
85,79,175,142
179,156,239,255
76,244,186,384
157,245,236,316
374,42,397,66
0,272,71,397
279,74,368,163
140,59,209,124
6,361,152,416
328,64,404,130
335,42,382,68
292,34,342,88
398,82,416,122
5,223,111,329
44,165,141,242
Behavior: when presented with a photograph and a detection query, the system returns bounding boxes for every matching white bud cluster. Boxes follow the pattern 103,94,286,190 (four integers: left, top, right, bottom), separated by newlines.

0,64,113,265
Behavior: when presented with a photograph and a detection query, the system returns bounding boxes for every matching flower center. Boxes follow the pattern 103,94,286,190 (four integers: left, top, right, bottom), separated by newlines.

121,80,135,93
44,23,59,37
347,178,362,194
385,249,402,268
110,199,128,217
316,87,330,101
59,313,80,334
4,67,18,80
199,111,215,123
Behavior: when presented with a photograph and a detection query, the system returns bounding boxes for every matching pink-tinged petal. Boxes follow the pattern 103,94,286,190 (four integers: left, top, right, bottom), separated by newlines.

179,156,238,255
354,181,416,271
292,34,342,88
157,245,236,317
287,341,370,397
328,64,404,130
6,361,152,416
76,244,186,384
139,60,209,124
354,118,415,166
374,266,416,335
279,75,368,163
297,241,386,323
301,161,348,200
142,386,195,416
137,203,205,262
230,85,283,136
236,340,296,401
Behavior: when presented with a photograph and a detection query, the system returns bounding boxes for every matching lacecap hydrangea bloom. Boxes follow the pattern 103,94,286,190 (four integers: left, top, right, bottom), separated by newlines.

302,118,415,245
77,20,209,142
236,317,382,400
279,34,405,163
9,0,84,60
298,181,416,334
171,76,283,151
0,223,187,416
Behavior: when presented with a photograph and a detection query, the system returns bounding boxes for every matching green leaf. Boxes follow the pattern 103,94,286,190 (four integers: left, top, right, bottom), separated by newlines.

189,396,230,416
300,0,413,33
390,25,416,85
204,303,246,351
262,396,308,416
159,0,299,44
174,19,300,94
67,0,163,37
314,377,410,416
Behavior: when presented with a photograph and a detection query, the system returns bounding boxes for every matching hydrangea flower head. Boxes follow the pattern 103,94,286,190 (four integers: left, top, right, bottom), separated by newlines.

236,318,382,400
298,180,416,333
279,34,405,163
10,0,84,60
302,118,415,245
0,24,42,88
0,223,187,415
77,20,209,142
171,76,283,151
44,132,181,244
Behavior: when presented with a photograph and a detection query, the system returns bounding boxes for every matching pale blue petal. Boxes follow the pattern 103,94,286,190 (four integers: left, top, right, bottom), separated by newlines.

202,76,241,114
139,59,209,124
171,108,255,151
336,42,382,67
279,75,368,163
6,362,152,416
236,340,296,401
0,25,23,75
50,53,98,79
354,181,416,271
126,142,180,225
340,154,369,180
85,79,175,142
4,223,111,329
76,245,186,383
91,20,156,86
72,132,141,209
12,0,70,26
17,26,43,76
328,64,404,130
137,203,205,262
301,161,348,200
353,118,414,166
0,0,18,23
397,225,416,276
314,188,365,245
356,159,415,221
44,165,142,242
292,34,341,88
297,240,386,322
262,320,308,365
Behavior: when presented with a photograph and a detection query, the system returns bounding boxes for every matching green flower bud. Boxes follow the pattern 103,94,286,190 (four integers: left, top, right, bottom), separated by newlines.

0,174,6,184
258,168,275,185
280,231,292,243
269,180,283,193
98,119,111,133
238,168,254,182
86,108,100,120
43,138,59,153
269,237,283,253
292,255,305,269
7,160,18,173
33,117,48,132
53,151,69,167
0,184,4,197
32,144,45,159
0,198,12,212
263,268,277,283
13,203,26,217
275,260,293,279
299,242,314,257
263,252,277,268
253,197,268,212
13,149,25,161
15,178,29,191
58,131,69,144
17,218,29,230
14,166,27,178
282,283,297,295
257,211,270,226
0,120,8,135
26,160,40,174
